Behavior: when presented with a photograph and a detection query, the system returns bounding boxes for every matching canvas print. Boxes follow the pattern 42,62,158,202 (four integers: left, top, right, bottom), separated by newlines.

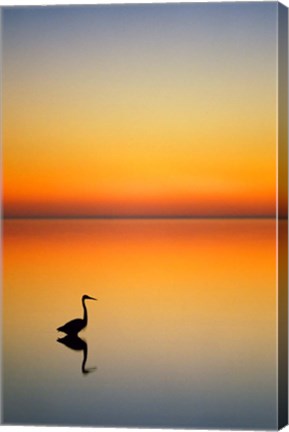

1,1,288,430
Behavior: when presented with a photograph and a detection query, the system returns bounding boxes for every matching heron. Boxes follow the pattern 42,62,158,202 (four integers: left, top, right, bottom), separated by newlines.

57,295,97,336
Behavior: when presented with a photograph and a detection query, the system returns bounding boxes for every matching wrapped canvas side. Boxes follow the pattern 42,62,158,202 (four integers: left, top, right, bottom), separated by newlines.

278,2,288,429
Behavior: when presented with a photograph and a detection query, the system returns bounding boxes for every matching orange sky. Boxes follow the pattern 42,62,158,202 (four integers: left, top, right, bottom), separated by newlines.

2,4,284,218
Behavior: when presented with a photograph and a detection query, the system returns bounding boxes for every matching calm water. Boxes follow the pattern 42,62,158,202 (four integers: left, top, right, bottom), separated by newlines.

3,219,277,429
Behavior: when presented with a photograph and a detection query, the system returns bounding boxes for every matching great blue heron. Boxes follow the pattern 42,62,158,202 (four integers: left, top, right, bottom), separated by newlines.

57,295,97,336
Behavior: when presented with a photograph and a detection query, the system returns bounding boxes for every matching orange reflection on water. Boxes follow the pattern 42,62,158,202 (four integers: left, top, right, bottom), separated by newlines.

3,218,277,428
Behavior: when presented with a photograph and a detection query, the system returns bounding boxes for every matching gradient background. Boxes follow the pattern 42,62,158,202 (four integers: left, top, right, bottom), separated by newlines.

1,2,284,429
3,218,277,428
2,2,279,218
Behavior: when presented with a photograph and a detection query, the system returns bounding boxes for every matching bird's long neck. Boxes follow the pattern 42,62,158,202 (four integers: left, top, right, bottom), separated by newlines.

82,298,88,326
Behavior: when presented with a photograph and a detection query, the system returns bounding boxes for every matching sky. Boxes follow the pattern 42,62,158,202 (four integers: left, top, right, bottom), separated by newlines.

2,2,283,218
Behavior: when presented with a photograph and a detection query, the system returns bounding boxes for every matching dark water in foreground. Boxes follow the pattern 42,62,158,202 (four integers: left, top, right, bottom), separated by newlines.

3,219,277,428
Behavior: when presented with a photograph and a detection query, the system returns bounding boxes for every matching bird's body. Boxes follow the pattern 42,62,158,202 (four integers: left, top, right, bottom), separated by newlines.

57,318,85,335
57,295,97,336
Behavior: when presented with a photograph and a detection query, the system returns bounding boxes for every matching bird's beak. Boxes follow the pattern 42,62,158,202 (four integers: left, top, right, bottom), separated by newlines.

88,296,97,301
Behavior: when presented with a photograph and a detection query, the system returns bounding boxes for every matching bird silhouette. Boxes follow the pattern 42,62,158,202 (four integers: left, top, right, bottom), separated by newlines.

57,295,97,336
57,334,97,375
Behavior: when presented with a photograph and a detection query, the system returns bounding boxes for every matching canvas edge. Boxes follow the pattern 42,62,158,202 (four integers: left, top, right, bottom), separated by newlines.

277,1,288,430
0,6,3,427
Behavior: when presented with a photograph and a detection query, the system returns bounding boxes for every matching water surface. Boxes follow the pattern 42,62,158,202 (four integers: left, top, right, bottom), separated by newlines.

3,219,277,429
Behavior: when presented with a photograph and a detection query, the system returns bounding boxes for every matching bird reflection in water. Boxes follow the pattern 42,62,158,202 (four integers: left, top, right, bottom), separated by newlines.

57,335,97,375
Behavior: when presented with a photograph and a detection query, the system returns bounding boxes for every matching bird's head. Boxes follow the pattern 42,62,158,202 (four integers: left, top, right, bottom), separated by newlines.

82,295,97,301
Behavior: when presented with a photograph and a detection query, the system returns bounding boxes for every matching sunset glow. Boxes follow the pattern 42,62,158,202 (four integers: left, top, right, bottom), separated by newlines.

2,3,281,218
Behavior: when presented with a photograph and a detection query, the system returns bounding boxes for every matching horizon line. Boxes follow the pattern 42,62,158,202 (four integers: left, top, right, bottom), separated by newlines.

2,215,287,221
